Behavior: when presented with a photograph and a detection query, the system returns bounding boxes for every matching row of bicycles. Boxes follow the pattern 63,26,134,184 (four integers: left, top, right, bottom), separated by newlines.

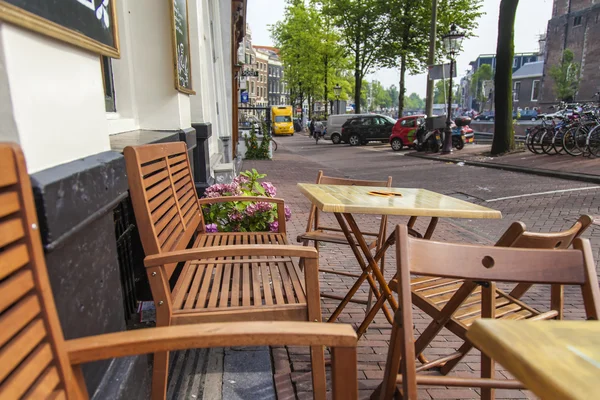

526,104,600,157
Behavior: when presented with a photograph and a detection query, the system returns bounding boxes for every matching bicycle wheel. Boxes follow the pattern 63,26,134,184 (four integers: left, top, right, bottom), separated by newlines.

563,127,584,156
540,130,555,155
588,125,600,157
271,139,278,151
551,128,565,154
525,129,535,153
530,128,545,154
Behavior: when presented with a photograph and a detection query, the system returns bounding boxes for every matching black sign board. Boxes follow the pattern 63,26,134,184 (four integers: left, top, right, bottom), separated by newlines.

170,0,194,94
0,0,120,57
242,69,259,77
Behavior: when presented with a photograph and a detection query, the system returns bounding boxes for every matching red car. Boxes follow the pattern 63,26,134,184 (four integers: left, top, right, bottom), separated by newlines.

389,115,426,151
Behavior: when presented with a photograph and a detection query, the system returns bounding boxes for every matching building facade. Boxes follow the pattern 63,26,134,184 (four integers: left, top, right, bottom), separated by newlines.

512,61,544,110
0,0,246,397
255,48,269,109
470,52,540,74
268,55,283,106
540,0,600,104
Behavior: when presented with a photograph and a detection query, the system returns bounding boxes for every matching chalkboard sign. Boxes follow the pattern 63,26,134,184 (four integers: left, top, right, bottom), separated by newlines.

170,0,194,94
0,0,120,58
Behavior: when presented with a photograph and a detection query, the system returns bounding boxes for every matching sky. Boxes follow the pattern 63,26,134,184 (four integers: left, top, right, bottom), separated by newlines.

247,0,553,97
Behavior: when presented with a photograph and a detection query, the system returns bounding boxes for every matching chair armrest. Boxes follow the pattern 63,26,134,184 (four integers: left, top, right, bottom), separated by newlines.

66,322,357,365
198,196,285,206
144,245,318,267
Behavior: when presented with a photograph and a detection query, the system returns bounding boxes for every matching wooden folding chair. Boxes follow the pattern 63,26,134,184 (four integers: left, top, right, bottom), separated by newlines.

376,224,600,400
0,143,359,400
297,171,392,315
388,215,593,378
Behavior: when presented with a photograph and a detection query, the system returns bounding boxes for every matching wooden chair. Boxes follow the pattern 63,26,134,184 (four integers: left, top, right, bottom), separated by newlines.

297,171,392,316
123,143,326,399
387,215,593,377
376,224,600,400
0,143,359,400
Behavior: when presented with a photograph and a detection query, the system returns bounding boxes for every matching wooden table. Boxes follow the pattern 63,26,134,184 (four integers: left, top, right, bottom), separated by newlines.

298,183,501,336
468,319,600,400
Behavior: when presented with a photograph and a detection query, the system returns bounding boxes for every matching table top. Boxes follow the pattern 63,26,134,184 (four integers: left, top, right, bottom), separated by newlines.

468,320,600,400
297,184,502,219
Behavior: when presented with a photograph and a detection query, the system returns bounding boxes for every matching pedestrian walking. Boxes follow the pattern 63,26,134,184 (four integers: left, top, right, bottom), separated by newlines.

309,117,316,138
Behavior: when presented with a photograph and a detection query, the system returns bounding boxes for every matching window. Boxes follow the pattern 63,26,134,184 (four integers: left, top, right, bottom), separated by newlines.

512,57,518,68
513,81,521,101
101,56,116,112
574,16,582,26
401,118,416,127
531,80,540,101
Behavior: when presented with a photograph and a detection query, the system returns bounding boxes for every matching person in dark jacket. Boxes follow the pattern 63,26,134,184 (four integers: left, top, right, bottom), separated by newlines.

309,118,316,138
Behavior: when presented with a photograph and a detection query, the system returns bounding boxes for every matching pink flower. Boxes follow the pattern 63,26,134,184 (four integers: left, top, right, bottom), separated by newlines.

269,221,279,233
261,181,277,197
205,223,218,233
233,175,249,184
284,205,292,221
245,202,273,216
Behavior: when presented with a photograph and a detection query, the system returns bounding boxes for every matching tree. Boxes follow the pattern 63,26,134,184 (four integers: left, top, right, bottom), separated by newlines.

272,1,349,117
380,0,483,117
434,79,450,104
470,64,493,110
271,1,322,115
322,0,388,114
491,0,519,156
548,49,581,102
404,93,425,110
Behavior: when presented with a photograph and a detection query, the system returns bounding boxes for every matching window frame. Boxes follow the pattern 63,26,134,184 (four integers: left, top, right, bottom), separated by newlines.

513,81,521,102
531,80,540,102
573,15,582,27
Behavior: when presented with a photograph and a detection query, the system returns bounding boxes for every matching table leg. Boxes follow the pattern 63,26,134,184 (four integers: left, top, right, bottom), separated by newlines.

344,213,398,311
327,213,393,324
353,217,441,335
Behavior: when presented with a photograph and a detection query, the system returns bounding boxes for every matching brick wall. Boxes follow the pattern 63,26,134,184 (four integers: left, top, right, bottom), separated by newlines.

541,2,600,104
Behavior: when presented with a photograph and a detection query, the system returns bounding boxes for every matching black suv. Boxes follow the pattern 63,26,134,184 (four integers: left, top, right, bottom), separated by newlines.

341,115,396,146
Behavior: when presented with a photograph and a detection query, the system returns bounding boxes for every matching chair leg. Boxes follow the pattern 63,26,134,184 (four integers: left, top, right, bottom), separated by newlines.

310,345,327,400
152,350,170,400
481,352,495,400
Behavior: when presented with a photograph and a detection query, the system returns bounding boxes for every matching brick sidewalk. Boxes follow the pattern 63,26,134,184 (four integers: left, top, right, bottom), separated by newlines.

243,149,594,399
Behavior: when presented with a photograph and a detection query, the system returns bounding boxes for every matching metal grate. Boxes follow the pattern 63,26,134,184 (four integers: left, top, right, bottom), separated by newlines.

113,196,149,321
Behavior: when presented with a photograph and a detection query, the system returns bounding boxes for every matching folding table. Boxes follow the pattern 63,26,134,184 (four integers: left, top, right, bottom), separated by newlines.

297,183,502,336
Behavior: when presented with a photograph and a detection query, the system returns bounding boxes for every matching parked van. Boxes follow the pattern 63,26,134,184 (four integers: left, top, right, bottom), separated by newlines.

271,106,294,136
325,113,371,144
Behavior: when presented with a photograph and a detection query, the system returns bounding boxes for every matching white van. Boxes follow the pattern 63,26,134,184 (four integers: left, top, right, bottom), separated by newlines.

325,114,371,144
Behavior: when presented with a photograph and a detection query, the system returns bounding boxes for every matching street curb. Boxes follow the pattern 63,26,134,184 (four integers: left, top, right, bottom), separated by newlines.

407,152,600,184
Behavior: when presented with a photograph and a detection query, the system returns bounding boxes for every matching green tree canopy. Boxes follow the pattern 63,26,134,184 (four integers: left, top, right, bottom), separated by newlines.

404,93,425,110
321,0,389,113
379,0,484,116
548,49,581,102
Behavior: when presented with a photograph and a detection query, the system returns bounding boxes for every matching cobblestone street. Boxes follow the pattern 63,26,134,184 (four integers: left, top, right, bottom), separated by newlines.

244,136,600,400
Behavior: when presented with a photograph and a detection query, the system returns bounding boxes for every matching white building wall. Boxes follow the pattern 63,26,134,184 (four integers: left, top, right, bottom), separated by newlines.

0,23,109,173
0,0,231,174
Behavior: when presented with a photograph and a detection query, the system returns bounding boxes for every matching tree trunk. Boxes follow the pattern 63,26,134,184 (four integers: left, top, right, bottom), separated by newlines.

354,53,362,114
491,0,519,155
398,53,407,118
324,55,329,115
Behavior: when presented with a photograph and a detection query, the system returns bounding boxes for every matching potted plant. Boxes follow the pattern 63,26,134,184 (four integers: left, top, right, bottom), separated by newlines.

201,169,291,232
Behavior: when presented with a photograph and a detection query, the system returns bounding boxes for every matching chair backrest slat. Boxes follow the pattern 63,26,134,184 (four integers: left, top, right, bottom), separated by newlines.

0,144,74,399
124,143,203,278
407,236,586,284
496,216,592,249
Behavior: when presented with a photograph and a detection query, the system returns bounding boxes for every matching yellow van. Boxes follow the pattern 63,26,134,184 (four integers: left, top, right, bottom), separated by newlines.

271,106,294,136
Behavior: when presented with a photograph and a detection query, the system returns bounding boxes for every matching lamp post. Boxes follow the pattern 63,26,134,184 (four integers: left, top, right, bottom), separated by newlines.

442,24,465,154
333,84,342,115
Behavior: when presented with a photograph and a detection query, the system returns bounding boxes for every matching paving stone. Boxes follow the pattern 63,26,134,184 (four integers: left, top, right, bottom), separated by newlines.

241,136,599,399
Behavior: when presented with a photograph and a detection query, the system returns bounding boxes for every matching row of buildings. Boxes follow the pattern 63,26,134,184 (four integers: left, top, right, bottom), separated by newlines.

460,0,600,112
238,25,290,118
0,0,251,397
